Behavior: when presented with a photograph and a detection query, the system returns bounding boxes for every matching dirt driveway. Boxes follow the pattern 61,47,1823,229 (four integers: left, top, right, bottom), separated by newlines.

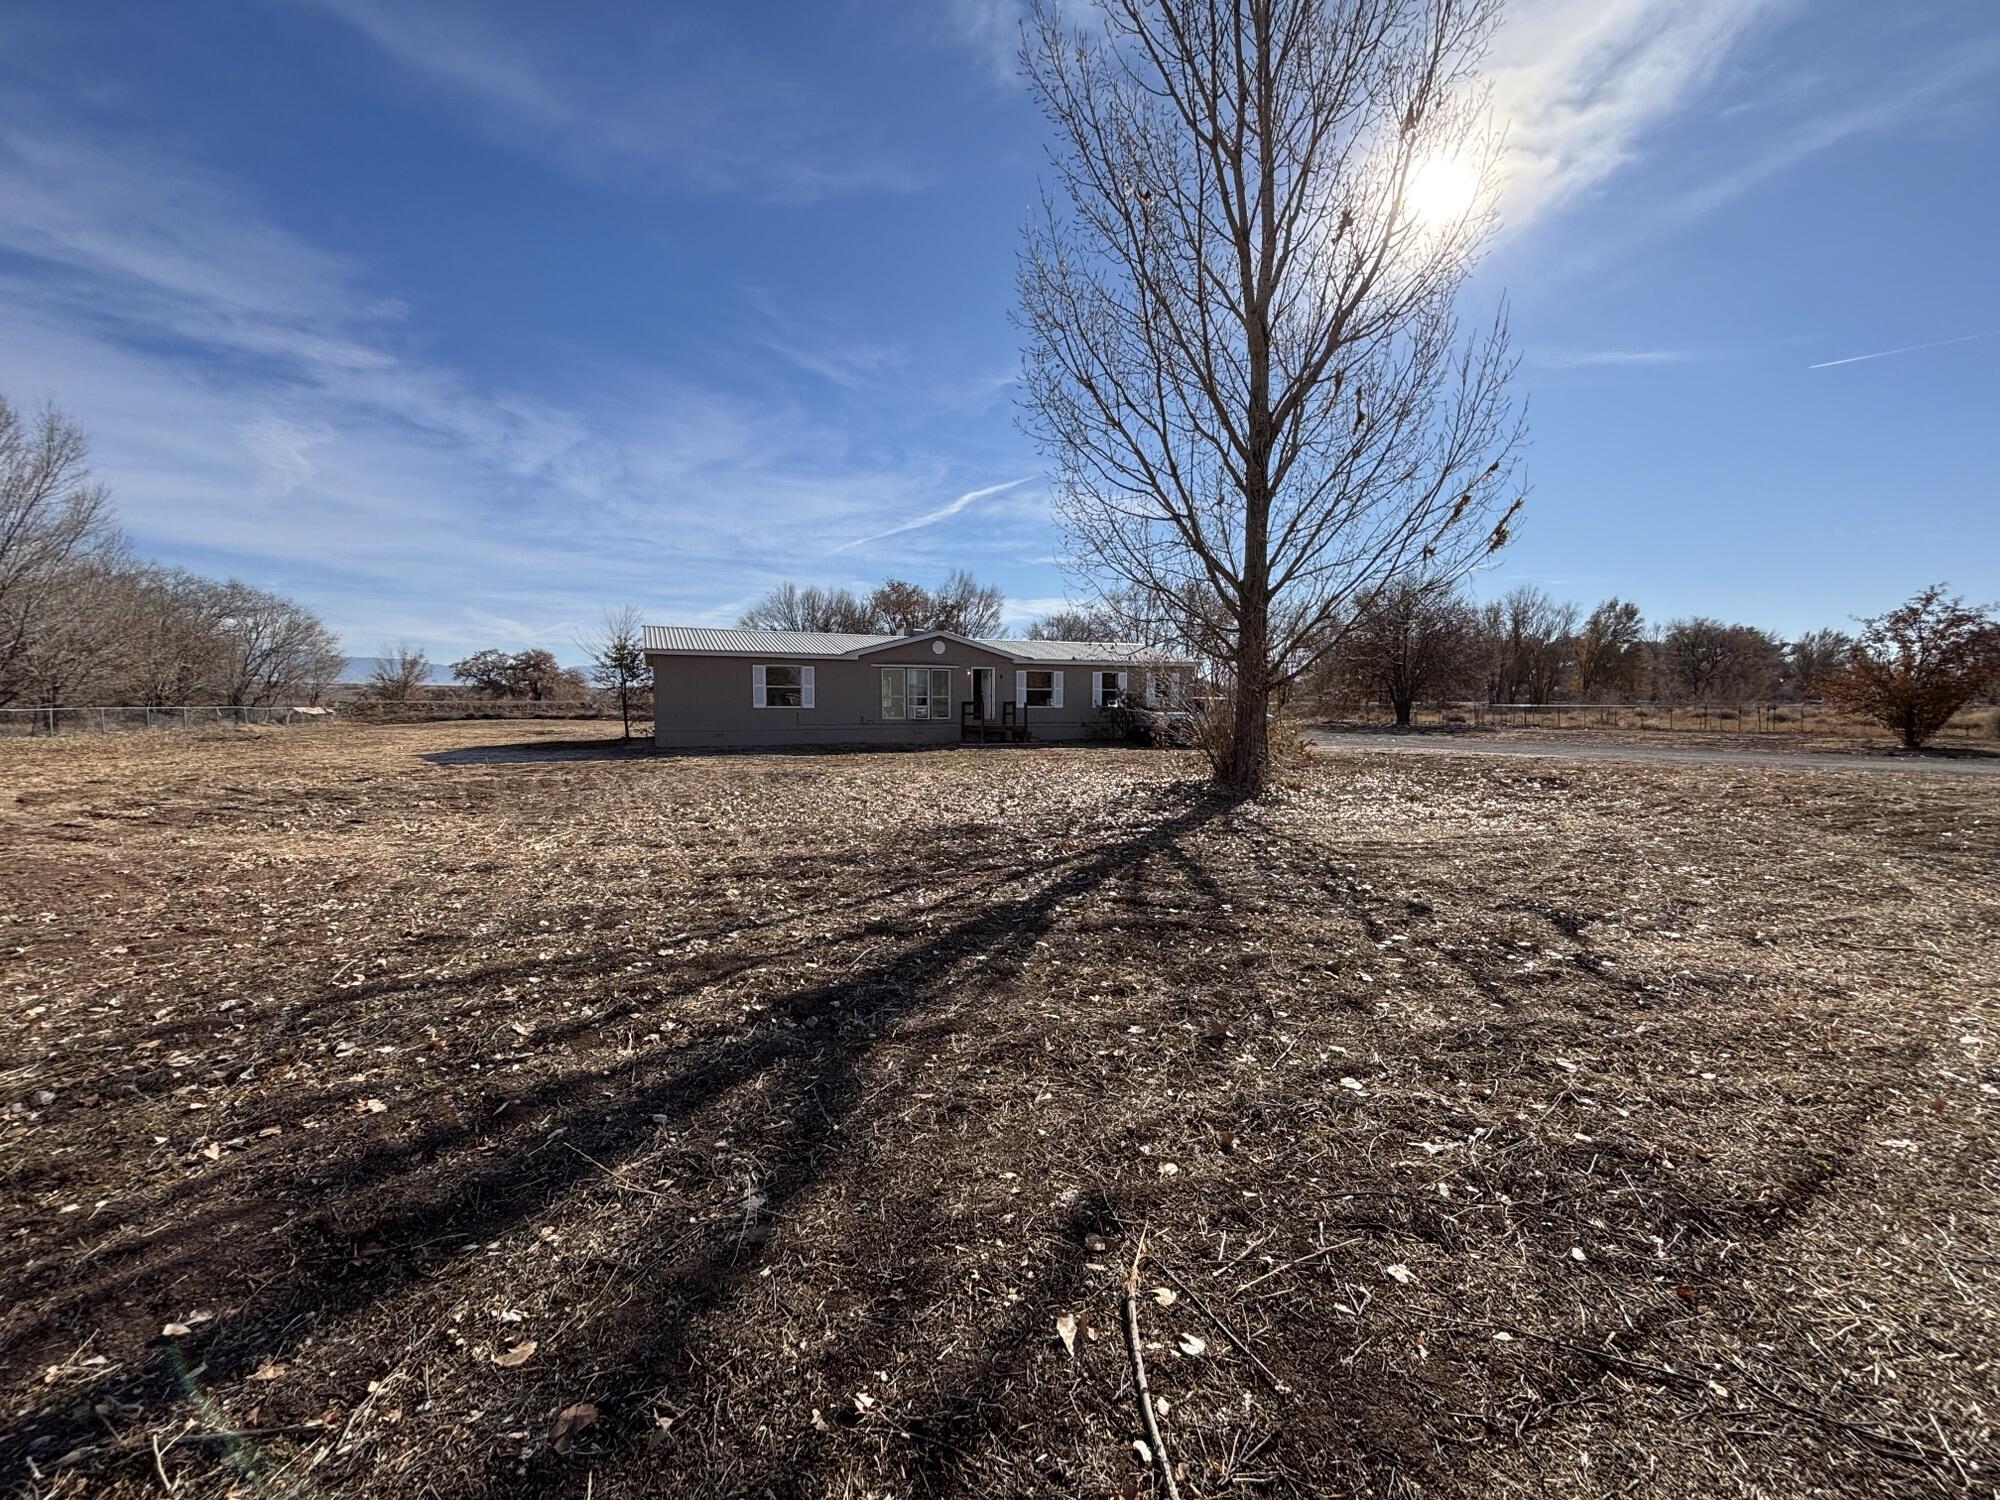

1307,728,2000,776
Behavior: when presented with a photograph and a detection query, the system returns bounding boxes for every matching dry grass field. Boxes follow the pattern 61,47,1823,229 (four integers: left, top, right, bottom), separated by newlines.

3,721,1997,1499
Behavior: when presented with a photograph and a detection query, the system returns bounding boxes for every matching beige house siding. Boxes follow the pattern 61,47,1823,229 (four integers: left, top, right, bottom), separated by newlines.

650,642,1180,749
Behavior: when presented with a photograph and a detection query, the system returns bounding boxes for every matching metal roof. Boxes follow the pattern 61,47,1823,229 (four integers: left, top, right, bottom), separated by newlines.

995,637,1156,663
642,627,891,656
642,626,1182,665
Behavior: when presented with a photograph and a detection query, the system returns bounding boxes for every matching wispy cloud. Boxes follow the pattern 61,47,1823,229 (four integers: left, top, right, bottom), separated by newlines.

832,478,1034,554
1667,38,2000,224
1483,0,1793,228
296,0,923,202
1808,330,2000,371
933,0,1031,85
1537,348,1707,368
0,109,1009,653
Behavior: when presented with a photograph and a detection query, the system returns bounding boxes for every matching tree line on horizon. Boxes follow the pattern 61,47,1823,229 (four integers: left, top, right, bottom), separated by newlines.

0,393,344,715
1317,578,1998,746
1318,584,1855,717
8,387,1991,746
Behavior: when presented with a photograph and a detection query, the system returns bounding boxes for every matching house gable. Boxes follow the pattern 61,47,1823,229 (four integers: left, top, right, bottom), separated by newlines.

848,631,1013,668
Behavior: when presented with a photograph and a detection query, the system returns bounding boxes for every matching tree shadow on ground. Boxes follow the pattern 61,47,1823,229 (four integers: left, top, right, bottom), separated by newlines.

0,781,1247,1496
418,736,652,765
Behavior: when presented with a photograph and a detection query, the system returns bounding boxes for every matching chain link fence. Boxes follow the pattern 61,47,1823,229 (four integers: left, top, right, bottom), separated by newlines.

0,700,621,736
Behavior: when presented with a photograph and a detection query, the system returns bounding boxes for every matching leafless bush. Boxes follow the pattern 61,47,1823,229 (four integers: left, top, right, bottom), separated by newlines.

1828,584,2000,748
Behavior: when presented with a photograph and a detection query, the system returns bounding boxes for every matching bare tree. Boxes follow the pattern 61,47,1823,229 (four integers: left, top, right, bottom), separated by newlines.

738,582,877,633
741,573,1011,637
582,605,649,739
867,579,934,635
1658,617,1781,703
1339,580,1479,723
1828,584,2000,748
1478,587,1574,704
12,559,135,716
210,582,344,706
1786,627,1852,701
369,642,432,702
1027,605,1125,640
1571,597,1643,700
926,568,1006,636
1018,0,1523,790
119,567,231,706
0,394,118,706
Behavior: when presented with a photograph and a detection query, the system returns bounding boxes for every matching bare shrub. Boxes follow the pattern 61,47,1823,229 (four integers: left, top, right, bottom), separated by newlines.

1827,584,2000,748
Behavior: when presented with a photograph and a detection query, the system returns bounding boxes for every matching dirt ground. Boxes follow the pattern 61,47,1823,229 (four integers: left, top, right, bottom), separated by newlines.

1315,717,2000,761
3,720,1997,1499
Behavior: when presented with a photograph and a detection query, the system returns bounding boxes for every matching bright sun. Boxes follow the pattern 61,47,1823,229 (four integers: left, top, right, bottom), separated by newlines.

1406,154,1481,227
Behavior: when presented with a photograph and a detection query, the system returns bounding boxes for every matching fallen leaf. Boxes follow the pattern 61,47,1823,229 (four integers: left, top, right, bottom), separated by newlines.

492,1340,538,1368
1151,1287,1177,1306
1176,1332,1206,1356
1339,1076,1364,1092
1385,1263,1415,1285
161,1322,192,1338
1055,1312,1078,1355
248,1360,287,1381
356,1098,388,1115
550,1401,600,1444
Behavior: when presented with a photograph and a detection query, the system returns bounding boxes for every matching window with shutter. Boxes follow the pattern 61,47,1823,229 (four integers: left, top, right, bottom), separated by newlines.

755,664,803,708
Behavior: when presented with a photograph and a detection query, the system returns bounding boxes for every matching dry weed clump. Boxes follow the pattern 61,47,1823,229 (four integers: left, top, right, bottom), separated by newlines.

1,720,1996,1499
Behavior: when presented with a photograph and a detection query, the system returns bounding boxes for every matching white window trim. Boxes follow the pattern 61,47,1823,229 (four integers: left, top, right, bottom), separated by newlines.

752,663,813,709
879,665,953,721
1016,668,1062,709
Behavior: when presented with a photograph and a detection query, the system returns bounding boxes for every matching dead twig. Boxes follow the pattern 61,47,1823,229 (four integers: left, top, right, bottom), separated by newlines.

562,1139,673,1200
150,1429,179,1495
1154,1261,1289,1397
1120,1229,1182,1500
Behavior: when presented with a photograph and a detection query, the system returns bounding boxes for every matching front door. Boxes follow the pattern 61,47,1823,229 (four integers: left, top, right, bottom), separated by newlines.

971,667,994,721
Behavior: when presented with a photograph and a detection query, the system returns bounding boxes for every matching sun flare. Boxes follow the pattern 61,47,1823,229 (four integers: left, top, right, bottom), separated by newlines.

1406,154,1481,228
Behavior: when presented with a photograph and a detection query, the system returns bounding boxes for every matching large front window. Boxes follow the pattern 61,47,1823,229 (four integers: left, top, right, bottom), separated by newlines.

1024,670,1055,708
881,667,954,720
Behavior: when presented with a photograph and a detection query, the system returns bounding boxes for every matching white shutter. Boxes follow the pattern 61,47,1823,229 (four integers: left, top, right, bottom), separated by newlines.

801,665,815,708
751,664,766,707
1144,671,1155,707
1015,670,1027,707
1050,670,1064,709
1116,671,1128,704
1091,672,1103,708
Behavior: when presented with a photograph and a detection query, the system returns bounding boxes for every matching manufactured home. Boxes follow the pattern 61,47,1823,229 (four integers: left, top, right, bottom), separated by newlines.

644,627,1191,750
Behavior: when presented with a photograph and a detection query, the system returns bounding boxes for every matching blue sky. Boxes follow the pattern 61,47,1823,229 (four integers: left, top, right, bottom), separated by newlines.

1,1,1995,656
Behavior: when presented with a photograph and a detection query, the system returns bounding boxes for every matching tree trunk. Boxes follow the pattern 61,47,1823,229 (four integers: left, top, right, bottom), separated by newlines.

1226,602,1271,793
1394,698,1413,727
1903,708,1919,749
